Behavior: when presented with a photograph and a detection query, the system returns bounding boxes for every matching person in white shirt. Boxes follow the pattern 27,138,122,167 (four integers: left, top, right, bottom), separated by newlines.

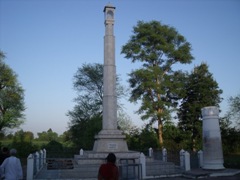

0,148,23,180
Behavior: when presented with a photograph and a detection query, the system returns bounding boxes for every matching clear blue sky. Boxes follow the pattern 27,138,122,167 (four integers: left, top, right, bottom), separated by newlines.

0,0,239,136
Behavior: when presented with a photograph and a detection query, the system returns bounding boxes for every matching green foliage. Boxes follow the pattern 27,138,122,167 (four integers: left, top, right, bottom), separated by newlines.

117,110,135,134
226,93,240,129
220,117,240,154
162,120,184,150
178,63,222,151
68,115,102,150
36,128,58,141
67,63,126,148
0,51,25,133
71,63,104,119
121,20,194,145
10,130,38,158
43,140,63,152
224,154,240,169
126,125,160,151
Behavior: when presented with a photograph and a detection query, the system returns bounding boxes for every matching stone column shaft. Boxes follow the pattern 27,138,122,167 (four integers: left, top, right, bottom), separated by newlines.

103,23,117,130
201,106,224,170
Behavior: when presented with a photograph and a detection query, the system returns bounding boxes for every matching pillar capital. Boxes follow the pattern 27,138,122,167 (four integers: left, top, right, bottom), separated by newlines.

201,106,219,118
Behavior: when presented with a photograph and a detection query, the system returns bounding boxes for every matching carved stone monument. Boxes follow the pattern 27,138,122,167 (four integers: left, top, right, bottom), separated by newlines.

93,4,128,153
75,4,139,163
201,106,224,170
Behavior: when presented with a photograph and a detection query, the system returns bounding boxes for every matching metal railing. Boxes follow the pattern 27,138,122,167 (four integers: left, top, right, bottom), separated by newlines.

118,158,142,180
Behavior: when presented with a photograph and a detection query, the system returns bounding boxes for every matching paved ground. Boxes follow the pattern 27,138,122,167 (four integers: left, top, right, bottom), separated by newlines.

155,174,240,179
34,167,240,179
152,168,240,180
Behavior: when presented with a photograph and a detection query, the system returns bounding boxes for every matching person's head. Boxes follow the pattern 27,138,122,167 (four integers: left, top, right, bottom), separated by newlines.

106,153,116,163
9,149,17,156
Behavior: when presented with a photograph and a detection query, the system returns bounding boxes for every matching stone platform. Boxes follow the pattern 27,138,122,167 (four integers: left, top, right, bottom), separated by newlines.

34,159,240,179
182,168,240,179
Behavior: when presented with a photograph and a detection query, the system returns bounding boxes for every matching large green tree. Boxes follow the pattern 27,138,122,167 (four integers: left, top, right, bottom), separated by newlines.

177,63,222,151
0,51,25,133
121,21,194,146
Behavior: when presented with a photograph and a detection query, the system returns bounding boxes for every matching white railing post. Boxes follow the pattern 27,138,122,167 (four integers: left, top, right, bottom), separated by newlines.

39,150,44,168
139,152,146,179
43,149,47,164
180,149,185,169
26,154,34,180
184,151,190,171
198,150,203,168
35,151,40,172
148,147,153,158
162,148,167,162
80,148,84,156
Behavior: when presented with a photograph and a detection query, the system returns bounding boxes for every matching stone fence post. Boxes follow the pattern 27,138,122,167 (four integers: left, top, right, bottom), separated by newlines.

43,149,46,164
140,152,146,179
180,149,185,169
80,148,84,156
148,147,153,157
198,150,203,168
184,151,190,171
27,149,46,180
39,150,43,168
35,151,40,172
26,154,34,180
162,148,167,162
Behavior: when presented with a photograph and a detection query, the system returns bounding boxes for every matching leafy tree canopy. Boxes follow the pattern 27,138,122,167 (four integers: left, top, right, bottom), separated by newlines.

226,93,240,129
0,51,25,133
36,128,58,141
178,63,222,151
121,20,194,146
67,63,127,148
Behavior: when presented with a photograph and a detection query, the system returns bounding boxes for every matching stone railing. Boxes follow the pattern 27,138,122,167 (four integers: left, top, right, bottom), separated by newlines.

145,147,203,172
78,148,202,178
26,149,46,180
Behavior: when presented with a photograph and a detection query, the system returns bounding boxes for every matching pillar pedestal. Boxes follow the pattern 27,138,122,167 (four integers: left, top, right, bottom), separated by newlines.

93,129,128,152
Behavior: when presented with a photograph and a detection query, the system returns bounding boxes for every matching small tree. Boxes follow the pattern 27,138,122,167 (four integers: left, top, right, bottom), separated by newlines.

126,125,159,151
220,117,240,154
226,93,240,129
121,21,194,146
0,51,25,133
178,63,222,151
67,63,126,148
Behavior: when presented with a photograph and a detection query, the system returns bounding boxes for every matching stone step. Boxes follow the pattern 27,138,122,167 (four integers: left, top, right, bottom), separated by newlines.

146,160,183,176
47,159,74,170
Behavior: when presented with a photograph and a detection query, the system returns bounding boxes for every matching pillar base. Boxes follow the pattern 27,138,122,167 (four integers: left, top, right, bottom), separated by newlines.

202,164,225,170
93,129,128,152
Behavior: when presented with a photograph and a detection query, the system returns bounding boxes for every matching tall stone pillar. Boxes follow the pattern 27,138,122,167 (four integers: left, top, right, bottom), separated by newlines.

201,106,224,170
93,4,128,152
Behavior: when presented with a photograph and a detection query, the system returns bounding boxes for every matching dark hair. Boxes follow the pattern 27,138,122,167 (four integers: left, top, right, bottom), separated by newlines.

2,147,9,153
106,153,116,163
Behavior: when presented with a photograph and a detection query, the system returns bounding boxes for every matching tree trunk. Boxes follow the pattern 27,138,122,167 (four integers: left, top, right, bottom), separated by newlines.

158,119,163,147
